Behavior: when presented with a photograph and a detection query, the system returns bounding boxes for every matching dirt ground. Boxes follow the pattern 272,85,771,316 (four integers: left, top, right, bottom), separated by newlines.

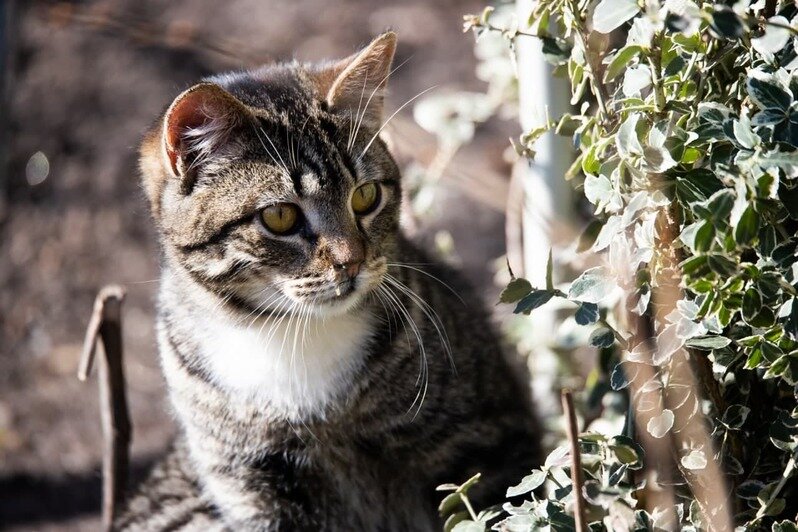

0,1,515,529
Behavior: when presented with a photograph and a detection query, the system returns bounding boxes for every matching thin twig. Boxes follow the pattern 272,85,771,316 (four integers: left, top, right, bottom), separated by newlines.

755,449,798,520
561,389,587,532
505,166,526,279
78,285,131,532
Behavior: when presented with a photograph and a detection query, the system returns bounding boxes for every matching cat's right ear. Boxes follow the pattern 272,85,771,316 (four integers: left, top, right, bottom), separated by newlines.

314,32,397,129
162,83,253,192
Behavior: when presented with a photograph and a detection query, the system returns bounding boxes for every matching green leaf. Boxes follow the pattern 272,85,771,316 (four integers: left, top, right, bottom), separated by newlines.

747,74,792,111
770,410,798,451
545,249,554,291
568,266,617,304
456,473,481,494
506,469,547,497
547,502,577,531
706,190,736,221
685,335,732,350
439,493,462,516
647,409,675,438
772,520,798,532
681,449,708,470
444,512,471,532
732,116,759,150
609,442,640,466
499,278,532,304
709,8,745,40
764,355,790,381
451,520,486,532
734,206,761,245
604,45,644,82
750,307,776,328
752,108,787,126
737,480,765,500
592,0,640,34
610,362,641,391
681,255,710,276
541,36,572,65
555,114,581,136
742,288,763,323
589,326,615,348
707,254,738,276
575,302,600,325
694,221,715,252
763,498,787,517
760,149,798,178
584,173,621,212
752,17,792,55
607,463,629,486
616,114,643,159
785,299,798,341
544,445,571,468
581,144,600,175
514,290,554,315
721,404,751,430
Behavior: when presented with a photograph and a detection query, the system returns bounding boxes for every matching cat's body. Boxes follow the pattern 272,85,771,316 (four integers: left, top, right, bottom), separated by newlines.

118,33,540,531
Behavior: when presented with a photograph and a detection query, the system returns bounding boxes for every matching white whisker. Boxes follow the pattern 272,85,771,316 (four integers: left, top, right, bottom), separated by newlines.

378,283,429,420
357,85,438,163
387,263,465,304
384,274,456,374
350,56,413,154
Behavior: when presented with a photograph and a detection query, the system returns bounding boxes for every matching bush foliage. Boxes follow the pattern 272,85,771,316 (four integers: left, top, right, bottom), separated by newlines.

438,1,798,530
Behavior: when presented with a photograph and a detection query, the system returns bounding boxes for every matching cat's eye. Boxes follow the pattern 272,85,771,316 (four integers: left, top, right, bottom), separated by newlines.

260,203,300,235
351,183,380,215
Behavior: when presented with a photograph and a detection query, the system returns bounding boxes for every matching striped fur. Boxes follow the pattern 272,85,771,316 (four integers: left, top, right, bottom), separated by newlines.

119,33,541,531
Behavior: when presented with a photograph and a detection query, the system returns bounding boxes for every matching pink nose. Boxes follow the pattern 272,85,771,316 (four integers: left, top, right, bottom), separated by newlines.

336,261,362,280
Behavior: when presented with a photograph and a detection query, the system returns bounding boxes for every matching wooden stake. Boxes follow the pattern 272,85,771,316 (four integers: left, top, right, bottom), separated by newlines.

562,389,587,532
78,285,130,531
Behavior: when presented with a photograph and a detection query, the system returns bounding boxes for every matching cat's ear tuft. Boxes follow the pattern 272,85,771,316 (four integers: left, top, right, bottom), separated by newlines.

324,32,397,129
163,83,252,191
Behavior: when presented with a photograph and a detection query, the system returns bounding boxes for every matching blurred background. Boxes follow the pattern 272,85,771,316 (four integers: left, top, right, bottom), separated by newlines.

0,1,520,529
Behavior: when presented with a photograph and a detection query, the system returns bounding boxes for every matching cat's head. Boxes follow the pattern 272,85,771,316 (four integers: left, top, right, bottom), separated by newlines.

140,33,400,317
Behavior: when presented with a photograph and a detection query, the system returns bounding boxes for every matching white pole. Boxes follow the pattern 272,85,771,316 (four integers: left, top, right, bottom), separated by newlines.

514,0,574,412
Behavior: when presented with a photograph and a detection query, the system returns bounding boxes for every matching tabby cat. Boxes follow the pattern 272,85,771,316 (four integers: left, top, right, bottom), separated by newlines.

117,32,540,531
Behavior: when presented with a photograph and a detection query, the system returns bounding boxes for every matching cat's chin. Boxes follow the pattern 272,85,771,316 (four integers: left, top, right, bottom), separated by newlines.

304,288,370,317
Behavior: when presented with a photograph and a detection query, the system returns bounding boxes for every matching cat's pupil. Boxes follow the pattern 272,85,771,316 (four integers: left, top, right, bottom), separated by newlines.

352,183,379,214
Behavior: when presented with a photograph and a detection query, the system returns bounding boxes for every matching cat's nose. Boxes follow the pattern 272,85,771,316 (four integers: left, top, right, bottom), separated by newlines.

335,260,362,280
327,235,365,279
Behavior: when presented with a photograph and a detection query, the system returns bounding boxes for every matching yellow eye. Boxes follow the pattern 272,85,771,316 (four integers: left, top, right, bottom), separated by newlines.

351,183,380,215
260,203,300,235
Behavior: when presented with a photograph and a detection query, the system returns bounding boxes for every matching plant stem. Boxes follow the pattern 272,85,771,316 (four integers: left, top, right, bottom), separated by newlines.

459,493,479,522
562,389,588,532
648,35,667,116
567,0,610,122
482,21,541,39
755,449,798,519
598,317,627,348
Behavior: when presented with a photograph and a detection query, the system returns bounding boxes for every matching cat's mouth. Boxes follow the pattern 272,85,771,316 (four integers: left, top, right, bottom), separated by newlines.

277,258,387,316
311,271,381,313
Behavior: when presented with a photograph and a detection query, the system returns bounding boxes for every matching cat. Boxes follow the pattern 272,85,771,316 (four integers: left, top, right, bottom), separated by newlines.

116,32,541,531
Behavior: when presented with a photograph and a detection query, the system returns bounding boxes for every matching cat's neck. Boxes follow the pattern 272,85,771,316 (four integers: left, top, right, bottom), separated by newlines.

162,267,378,421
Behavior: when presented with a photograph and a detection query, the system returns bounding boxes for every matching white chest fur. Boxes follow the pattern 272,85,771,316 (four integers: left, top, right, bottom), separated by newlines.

193,308,375,420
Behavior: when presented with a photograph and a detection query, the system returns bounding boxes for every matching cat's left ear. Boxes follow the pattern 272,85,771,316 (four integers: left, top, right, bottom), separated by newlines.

319,32,396,128
162,83,254,192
